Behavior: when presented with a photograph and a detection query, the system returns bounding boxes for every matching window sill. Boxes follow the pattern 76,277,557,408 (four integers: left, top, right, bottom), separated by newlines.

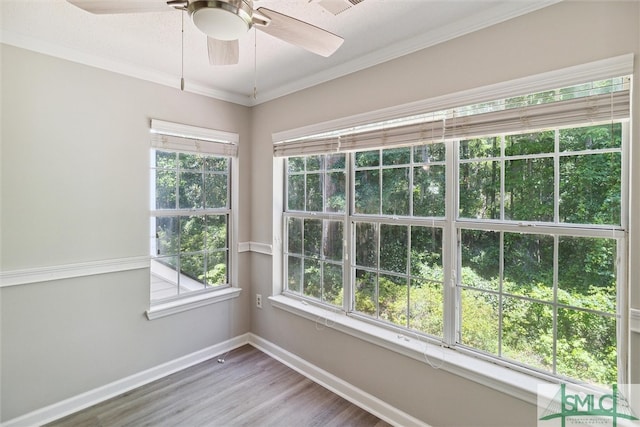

146,287,242,320
269,294,555,406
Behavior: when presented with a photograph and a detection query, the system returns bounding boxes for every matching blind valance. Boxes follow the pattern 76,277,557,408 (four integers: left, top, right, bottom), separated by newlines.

273,89,630,157
150,119,238,157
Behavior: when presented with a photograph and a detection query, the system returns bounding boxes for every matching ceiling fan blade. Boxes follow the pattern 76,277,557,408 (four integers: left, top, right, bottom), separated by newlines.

255,7,344,57
67,0,173,14
207,38,239,66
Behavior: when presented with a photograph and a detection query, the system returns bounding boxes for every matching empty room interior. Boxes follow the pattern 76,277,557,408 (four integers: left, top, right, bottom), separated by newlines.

1,1,640,426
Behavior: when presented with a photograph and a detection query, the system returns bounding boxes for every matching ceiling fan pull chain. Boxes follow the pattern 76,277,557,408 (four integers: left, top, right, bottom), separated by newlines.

253,28,257,100
180,8,185,91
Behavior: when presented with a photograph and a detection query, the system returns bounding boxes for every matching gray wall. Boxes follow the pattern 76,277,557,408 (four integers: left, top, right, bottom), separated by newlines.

250,2,640,426
0,45,252,421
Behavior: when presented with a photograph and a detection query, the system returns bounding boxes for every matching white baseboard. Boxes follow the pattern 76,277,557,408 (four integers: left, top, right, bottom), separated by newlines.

1,334,250,427
248,333,430,427
2,333,426,427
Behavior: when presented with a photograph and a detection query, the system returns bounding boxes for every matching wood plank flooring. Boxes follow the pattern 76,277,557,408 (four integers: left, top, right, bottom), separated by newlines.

45,345,392,427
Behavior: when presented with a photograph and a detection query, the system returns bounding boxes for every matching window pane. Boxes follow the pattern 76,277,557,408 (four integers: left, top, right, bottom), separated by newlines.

303,258,321,299
205,156,228,172
156,150,176,168
325,172,345,213
156,216,179,255
379,274,407,327
306,155,323,171
205,251,227,286
355,269,376,316
355,170,380,214
409,279,443,338
461,230,500,291
413,164,445,217
504,157,554,221
503,233,553,299
150,257,178,300
180,216,205,254
557,308,617,385
501,297,552,371
505,131,554,156
155,170,176,209
180,253,206,287
303,219,322,258
382,168,409,216
559,153,621,225
178,153,203,170
355,150,379,167
459,160,501,219
382,147,410,165
288,256,302,293
323,263,343,306
355,222,378,268
323,220,343,261
306,173,323,212
410,226,443,281
204,173,228,208
326,153,346,170
287,174,305,211
380,224,407,274
178,171,203,209
205,215,227,250
288,157,304,173
460,288,499,354
287,217,303,255
459,137,500,160
414,143,445,163
558,237,616,314
560,123,621,152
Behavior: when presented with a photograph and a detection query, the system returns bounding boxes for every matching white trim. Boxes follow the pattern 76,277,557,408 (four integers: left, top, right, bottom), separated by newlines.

631,308,640,334
0,256,150,288
273,54,634,143
150,119,239,144
252,1,561,106
248,333,430,427
0,2,560,107
1,332,428,427
0,334,251,427
237,241,273,255
0,31,252,106
145,287,242,320
269,294,555,406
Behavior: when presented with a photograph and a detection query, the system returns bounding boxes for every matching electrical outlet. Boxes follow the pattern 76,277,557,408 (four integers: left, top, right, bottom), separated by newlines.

256,293,262,309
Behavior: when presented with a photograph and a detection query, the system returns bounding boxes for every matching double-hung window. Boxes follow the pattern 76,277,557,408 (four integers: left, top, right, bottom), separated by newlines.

277,75,631,386
149,120,238,305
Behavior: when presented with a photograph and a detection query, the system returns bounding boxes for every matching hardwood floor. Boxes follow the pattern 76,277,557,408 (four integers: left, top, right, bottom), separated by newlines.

46,345,392,427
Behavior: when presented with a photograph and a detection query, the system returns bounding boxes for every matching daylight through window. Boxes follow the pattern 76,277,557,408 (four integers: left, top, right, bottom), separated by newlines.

278,77,630,386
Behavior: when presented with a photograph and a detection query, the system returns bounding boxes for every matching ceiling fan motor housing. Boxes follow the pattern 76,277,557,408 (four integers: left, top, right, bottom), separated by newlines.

188,0,254,40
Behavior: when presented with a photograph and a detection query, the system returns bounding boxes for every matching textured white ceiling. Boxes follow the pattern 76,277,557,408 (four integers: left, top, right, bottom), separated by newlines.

0,0,560,106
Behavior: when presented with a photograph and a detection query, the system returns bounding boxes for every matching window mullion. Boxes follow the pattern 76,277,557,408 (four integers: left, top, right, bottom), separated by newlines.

443,139,458,346
344,152,354,313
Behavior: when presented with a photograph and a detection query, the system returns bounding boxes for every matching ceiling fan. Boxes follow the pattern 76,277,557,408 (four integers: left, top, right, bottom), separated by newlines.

66,0,344,66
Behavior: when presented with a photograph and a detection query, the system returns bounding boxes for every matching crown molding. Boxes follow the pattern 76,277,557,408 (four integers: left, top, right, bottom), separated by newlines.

0,30,253,106
250,0,562,106
2,1,560,108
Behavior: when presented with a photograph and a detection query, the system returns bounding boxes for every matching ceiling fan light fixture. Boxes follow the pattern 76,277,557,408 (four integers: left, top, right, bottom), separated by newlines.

188,0,253,41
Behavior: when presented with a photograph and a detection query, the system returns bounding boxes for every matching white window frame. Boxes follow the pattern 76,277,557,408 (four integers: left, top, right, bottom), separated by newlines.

271,54,634,403
146,120,241,320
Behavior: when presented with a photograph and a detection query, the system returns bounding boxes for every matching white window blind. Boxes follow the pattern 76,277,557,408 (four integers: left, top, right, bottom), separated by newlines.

273,87,630,157
150,119,238,157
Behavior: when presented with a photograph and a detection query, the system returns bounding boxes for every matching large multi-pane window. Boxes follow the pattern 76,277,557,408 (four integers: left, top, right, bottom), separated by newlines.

280,77,629,386
149,120,237,304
